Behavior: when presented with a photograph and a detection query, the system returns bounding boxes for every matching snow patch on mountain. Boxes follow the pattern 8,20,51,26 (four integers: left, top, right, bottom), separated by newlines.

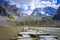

31,7,57,18
6,0,59,16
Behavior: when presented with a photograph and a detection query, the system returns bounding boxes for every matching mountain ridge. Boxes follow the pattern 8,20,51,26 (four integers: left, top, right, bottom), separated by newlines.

31,7,57,17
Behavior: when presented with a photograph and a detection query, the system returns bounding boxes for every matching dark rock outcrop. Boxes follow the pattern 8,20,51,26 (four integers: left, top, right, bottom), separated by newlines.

0,6,7,16
0,0,20,16
53,6,60,20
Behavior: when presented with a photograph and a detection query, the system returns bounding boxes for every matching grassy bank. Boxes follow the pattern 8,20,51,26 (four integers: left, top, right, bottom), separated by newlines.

0,27,23,40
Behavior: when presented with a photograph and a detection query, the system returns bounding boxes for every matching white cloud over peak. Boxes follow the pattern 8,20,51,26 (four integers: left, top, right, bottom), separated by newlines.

23,4,28,10
41,11,45,14
8,0,60,15
8,0,20,8
9,0,15,5
21,0,58,15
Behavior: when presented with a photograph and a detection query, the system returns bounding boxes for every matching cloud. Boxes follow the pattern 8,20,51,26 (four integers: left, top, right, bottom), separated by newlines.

13,0,32,6
23,4,28,10
21,0,58,15
9,0,15,5
8,0,59,15
53,4,60,9
15,3,20,8
40,11,45,14
21,10,33,15
8,0,20,8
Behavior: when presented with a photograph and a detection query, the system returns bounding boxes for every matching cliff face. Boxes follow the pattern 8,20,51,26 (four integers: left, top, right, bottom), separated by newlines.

0,6,8,16
0,1,20,17
8,5,20,16
53,6,60,20
0,1,21,27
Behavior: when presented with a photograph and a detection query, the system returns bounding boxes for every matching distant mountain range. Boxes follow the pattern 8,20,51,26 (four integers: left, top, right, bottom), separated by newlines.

0,0,59,20
17,6,58,21
31,7,57,18
31,8,46,17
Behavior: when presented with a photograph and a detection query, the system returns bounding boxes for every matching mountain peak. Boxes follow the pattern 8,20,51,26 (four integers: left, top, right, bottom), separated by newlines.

31,6,57,18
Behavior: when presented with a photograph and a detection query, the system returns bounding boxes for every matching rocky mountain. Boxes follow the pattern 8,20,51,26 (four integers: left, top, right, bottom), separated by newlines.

0,6,8,16
31,7,57,19
0,0,22,27
42,16,52,20
0,0,22,17
7,5,21,16
43,7,57,16
31,8,47,18
17,6,57,21
0,0,60,27
52,6,60,20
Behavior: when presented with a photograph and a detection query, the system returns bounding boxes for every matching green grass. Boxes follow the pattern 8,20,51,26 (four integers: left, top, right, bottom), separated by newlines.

0,27,23,40
7,18,60,28
7,12,14,19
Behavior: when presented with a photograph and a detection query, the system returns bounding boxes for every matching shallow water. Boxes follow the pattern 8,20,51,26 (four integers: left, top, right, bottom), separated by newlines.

18,28,60,40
